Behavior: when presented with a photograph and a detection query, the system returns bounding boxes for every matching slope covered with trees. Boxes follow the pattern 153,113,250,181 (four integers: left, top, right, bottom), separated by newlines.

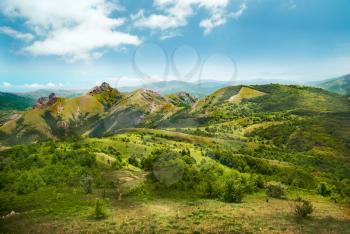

0,83,349,233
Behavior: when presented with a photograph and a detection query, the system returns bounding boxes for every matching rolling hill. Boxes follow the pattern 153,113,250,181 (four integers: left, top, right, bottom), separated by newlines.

0,92,35,110
1,83,349,150
1,82,350,233
310,74,350,96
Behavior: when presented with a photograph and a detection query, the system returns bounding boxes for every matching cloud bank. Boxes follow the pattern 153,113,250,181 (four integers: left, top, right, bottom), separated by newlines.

0,0,141,61
0,0,246,61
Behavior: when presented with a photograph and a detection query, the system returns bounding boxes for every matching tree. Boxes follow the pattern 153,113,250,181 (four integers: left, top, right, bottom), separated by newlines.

223,178,244,203
266,181,285,198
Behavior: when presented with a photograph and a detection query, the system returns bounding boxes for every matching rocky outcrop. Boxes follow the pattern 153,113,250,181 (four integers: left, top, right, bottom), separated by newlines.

88,82,115,96
33,93,57,109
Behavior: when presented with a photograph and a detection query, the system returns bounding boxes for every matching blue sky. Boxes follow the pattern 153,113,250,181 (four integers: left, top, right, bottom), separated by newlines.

0,0,350,92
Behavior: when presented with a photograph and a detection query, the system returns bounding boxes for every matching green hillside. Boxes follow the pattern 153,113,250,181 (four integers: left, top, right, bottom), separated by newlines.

1,83,350,233
312,74,350,96
0,92,35,110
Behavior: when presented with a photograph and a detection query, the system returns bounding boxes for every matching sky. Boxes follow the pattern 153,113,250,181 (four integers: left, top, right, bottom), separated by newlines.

0,0,350,92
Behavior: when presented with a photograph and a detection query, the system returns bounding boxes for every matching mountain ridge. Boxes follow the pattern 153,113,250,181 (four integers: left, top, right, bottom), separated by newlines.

1,82,349,146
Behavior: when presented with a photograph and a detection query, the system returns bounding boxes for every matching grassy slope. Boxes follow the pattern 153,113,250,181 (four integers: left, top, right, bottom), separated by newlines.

0,134,349,233
1,84,350,233
0,92,34,110
313,74,350,96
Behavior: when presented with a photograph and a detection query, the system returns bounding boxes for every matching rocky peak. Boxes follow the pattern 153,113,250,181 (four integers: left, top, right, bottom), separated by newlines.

88,82,117,95
33,93,57,109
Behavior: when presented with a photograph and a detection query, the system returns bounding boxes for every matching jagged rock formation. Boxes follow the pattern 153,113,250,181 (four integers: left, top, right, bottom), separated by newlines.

87,82,122,107
88,82,114,96
33,93,57,109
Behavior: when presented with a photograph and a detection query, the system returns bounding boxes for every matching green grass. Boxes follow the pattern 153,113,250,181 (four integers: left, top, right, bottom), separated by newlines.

1,84,350,233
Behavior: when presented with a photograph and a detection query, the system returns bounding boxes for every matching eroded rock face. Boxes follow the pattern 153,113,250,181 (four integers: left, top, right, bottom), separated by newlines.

34,93,57,109
88,82,114,95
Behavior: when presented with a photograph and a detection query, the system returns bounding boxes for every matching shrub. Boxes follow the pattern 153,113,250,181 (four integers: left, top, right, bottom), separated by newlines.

294,198,313,218
223,178,244,203
318,182,332,197
15,170,45,195
81,174,93,194
255,175,265,189
128,154,141,167
266,181,285,198
126,184,149,197
94,199,108,219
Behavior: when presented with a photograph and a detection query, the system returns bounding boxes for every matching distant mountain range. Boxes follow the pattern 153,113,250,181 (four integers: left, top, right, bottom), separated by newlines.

119,75,350,97
119,80,229,98
17,89,85,100
0,74,348,114
1,81,349,145
118,78,304,97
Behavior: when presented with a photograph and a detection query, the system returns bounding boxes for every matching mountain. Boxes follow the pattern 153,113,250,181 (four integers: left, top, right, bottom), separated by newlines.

1,83,349,147
0,92,35,110
309,74,350,96
119,79,303,98
1,82,350,233
87,88,183,136
17,89,85,100
120,80,229,98
0,83,116,144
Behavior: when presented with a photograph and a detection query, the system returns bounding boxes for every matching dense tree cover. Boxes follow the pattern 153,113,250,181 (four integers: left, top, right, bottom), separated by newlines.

0,142,97,195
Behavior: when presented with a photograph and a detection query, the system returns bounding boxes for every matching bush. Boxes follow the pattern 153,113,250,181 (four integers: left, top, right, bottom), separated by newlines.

15,170,45,195
266,181,285,198
294,198,313,218
128,154,141,167
126,184,149,197
94,199,108,219
81,174,93,194
318,182,332,197
223,178,244,203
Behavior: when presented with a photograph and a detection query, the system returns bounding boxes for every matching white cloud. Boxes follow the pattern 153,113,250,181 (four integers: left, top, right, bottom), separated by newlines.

0,0,141,61
200,3,247,35
159,31,182,40
2,82,13,88
20,82,64,89
133,0,245,35
0,26,34,41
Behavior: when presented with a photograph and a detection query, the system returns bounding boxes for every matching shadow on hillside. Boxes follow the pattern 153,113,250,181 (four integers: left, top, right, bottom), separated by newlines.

293,216,350,233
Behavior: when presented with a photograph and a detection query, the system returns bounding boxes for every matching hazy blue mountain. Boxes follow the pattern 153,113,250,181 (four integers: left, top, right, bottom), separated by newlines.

119,80,228,98
119,79,302,97
17,89,85,100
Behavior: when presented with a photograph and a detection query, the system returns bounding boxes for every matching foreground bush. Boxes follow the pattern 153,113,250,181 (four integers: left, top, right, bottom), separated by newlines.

266,181,285,198
15,171,45,195
94,199,108,219
294,198,313,218
318,182,332,197
81,174,93,194
223,178,244,203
